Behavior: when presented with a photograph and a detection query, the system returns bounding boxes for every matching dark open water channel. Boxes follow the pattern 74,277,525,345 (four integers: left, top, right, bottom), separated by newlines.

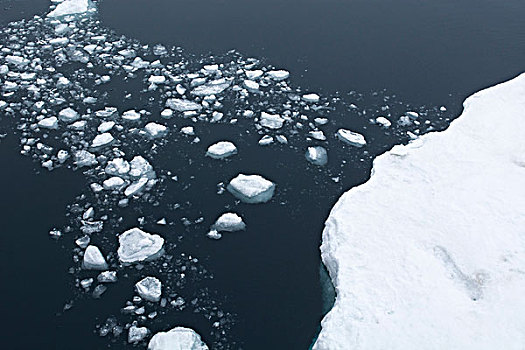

0,1,524,349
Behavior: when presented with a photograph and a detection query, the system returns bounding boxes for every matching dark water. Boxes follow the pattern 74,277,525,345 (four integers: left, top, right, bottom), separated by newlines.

0,1,524,350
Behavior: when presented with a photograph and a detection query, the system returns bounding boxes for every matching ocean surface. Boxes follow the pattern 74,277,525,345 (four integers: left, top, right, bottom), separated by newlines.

0,1,524,349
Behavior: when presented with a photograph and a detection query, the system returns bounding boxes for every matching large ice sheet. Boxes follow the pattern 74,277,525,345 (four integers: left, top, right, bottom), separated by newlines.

314,73,525,349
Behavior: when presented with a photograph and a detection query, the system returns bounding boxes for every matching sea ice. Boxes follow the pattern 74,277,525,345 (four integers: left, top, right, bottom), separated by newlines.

47,0,90,18
128,325,149,344
91,132,114,148
144,123,168,139
302,93,320,103
212,213,246,232
205,141,237,159
117,227,164,263
305,146,328,166
58,107,80,123
38,117,58,130
336,129,367,147
166,98,202,112
135,276,162,302
227,174,275,204
148,327,208,350
267,70,290,81
259,112,285,129
82,245,108,270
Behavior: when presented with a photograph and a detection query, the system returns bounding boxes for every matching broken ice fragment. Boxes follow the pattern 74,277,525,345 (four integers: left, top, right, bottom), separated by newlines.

117,227,164,264
336,129,367,147
135,276,162,302
258,135,274,146
122,110,141,122
206,141,237,159
227,174,276,204
103,176,125,190
148,327,208,350
74,150,97,167
260,112,285,129
267,70,290,81
97,271,118,283
124,177,149,197
302,93,320,103
47,0,91,18
144,123,168,139
91,133,115,149
38,117,58,130
128,325,149,344
82,245,108,270
166,98,202,112
213,213,246,232
105,158,130,177
375,116,392,128
58,107,80,123
305,146,328,166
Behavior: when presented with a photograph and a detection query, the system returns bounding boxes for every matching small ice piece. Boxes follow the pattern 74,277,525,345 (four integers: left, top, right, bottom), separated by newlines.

276,135,288,144
336,129,367,147
306,146,328,166
268,70,290,81
213,213,246,232
47,0,90,18
166,98,202,112
156,218,167,225
191,79,231,96
82,245,108,270
103,176,125,190
308,130,327,141
75,235,90,249
206,229,222,240
5,55,28,67
58,107,79,123
260,112,285,129
181,126,195,136
206,141,237,159
376,116,392,128
440,106,447,112
144,123,168,139
56,77,70,88
258,135,274,146
105,158,130,176
57,150,69,163
124,177,149,197
227,174,276,204
74,150,97,167
117,227,164,263
38,117,58,130
98,121,115,133
203,64,219,73
97,271,118,283
148,327,209,350
406,111,419,119
243,80,260,92
128,325,149,344
91,133,115,148
122,110,141,121
302,93,320,103
148,75,166,84
245,70,264,80
129,156,155,179
92,285,107,299
135,276,162,302
160,109,173,119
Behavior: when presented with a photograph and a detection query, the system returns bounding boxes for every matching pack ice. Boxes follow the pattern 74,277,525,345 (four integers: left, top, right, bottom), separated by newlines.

227,174,275,204
148,327,208,350
117,228,165,264
314,73,525,349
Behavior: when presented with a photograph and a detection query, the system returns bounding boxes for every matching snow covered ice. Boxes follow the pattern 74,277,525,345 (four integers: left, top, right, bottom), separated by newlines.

135,276,162,302
206,141,237,159
227,174,276,204
259,112,285,129
117,228,165,263
336,129,367,147
148,327,208,350
314,74,525,349
47,0,91,18
212,213,246,232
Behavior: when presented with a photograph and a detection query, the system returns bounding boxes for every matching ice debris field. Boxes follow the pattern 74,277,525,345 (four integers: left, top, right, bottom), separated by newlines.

0,0,460,348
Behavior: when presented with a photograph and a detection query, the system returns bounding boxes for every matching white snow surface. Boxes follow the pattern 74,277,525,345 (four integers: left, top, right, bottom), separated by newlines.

148,327,208,350
314,73,525,350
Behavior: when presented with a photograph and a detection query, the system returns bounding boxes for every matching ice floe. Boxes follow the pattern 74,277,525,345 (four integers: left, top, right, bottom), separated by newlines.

206,141,237,159
148,327,208,350
117,228,165,264
227,174,275,204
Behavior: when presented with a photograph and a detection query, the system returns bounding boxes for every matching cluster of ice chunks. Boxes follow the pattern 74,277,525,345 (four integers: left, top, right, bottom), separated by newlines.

0,0,451,347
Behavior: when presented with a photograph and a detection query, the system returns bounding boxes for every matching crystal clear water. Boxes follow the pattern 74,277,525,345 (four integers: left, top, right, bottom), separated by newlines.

0,1,524,349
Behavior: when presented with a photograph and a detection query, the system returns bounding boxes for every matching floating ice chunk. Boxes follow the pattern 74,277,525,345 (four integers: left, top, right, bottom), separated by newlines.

5,55,29,67
38,117,58,130
105,158,130,176
160,109,173,119
135,277,162,302
129,156,155,179
148,75,166,84
305,146,328,166
47,0,90,18
95,107,117,118
260,112,285,129
258,135,274,146
148,327,208,350
58,107,80,123
74,150,97,167
82,245,108,270
144,123,168,139
267,70,290,81
91,132,115,148
302,93,320,103
124,177,149,197
406,111,420,119
206,229,222,240
336,129,367,147
203,64,219,73
122,110,141,121
243,80,260,92
75,235,90,249
206,141,237,159
375,116,392,127
97,271,117,283
98,121,115,133
103,176,125,190
181,126,195,136
191,79,230,96
276,135,288,144
245,70,264,80
166,98,202,112
213,213,246,232
308,130,326,141
128,325,149,344
57,150,69,163
227,174,276,204
56,77,70,88
117,227,164,263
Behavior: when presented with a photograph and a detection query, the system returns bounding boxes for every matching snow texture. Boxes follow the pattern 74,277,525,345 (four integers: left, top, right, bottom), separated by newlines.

314,73,525,350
